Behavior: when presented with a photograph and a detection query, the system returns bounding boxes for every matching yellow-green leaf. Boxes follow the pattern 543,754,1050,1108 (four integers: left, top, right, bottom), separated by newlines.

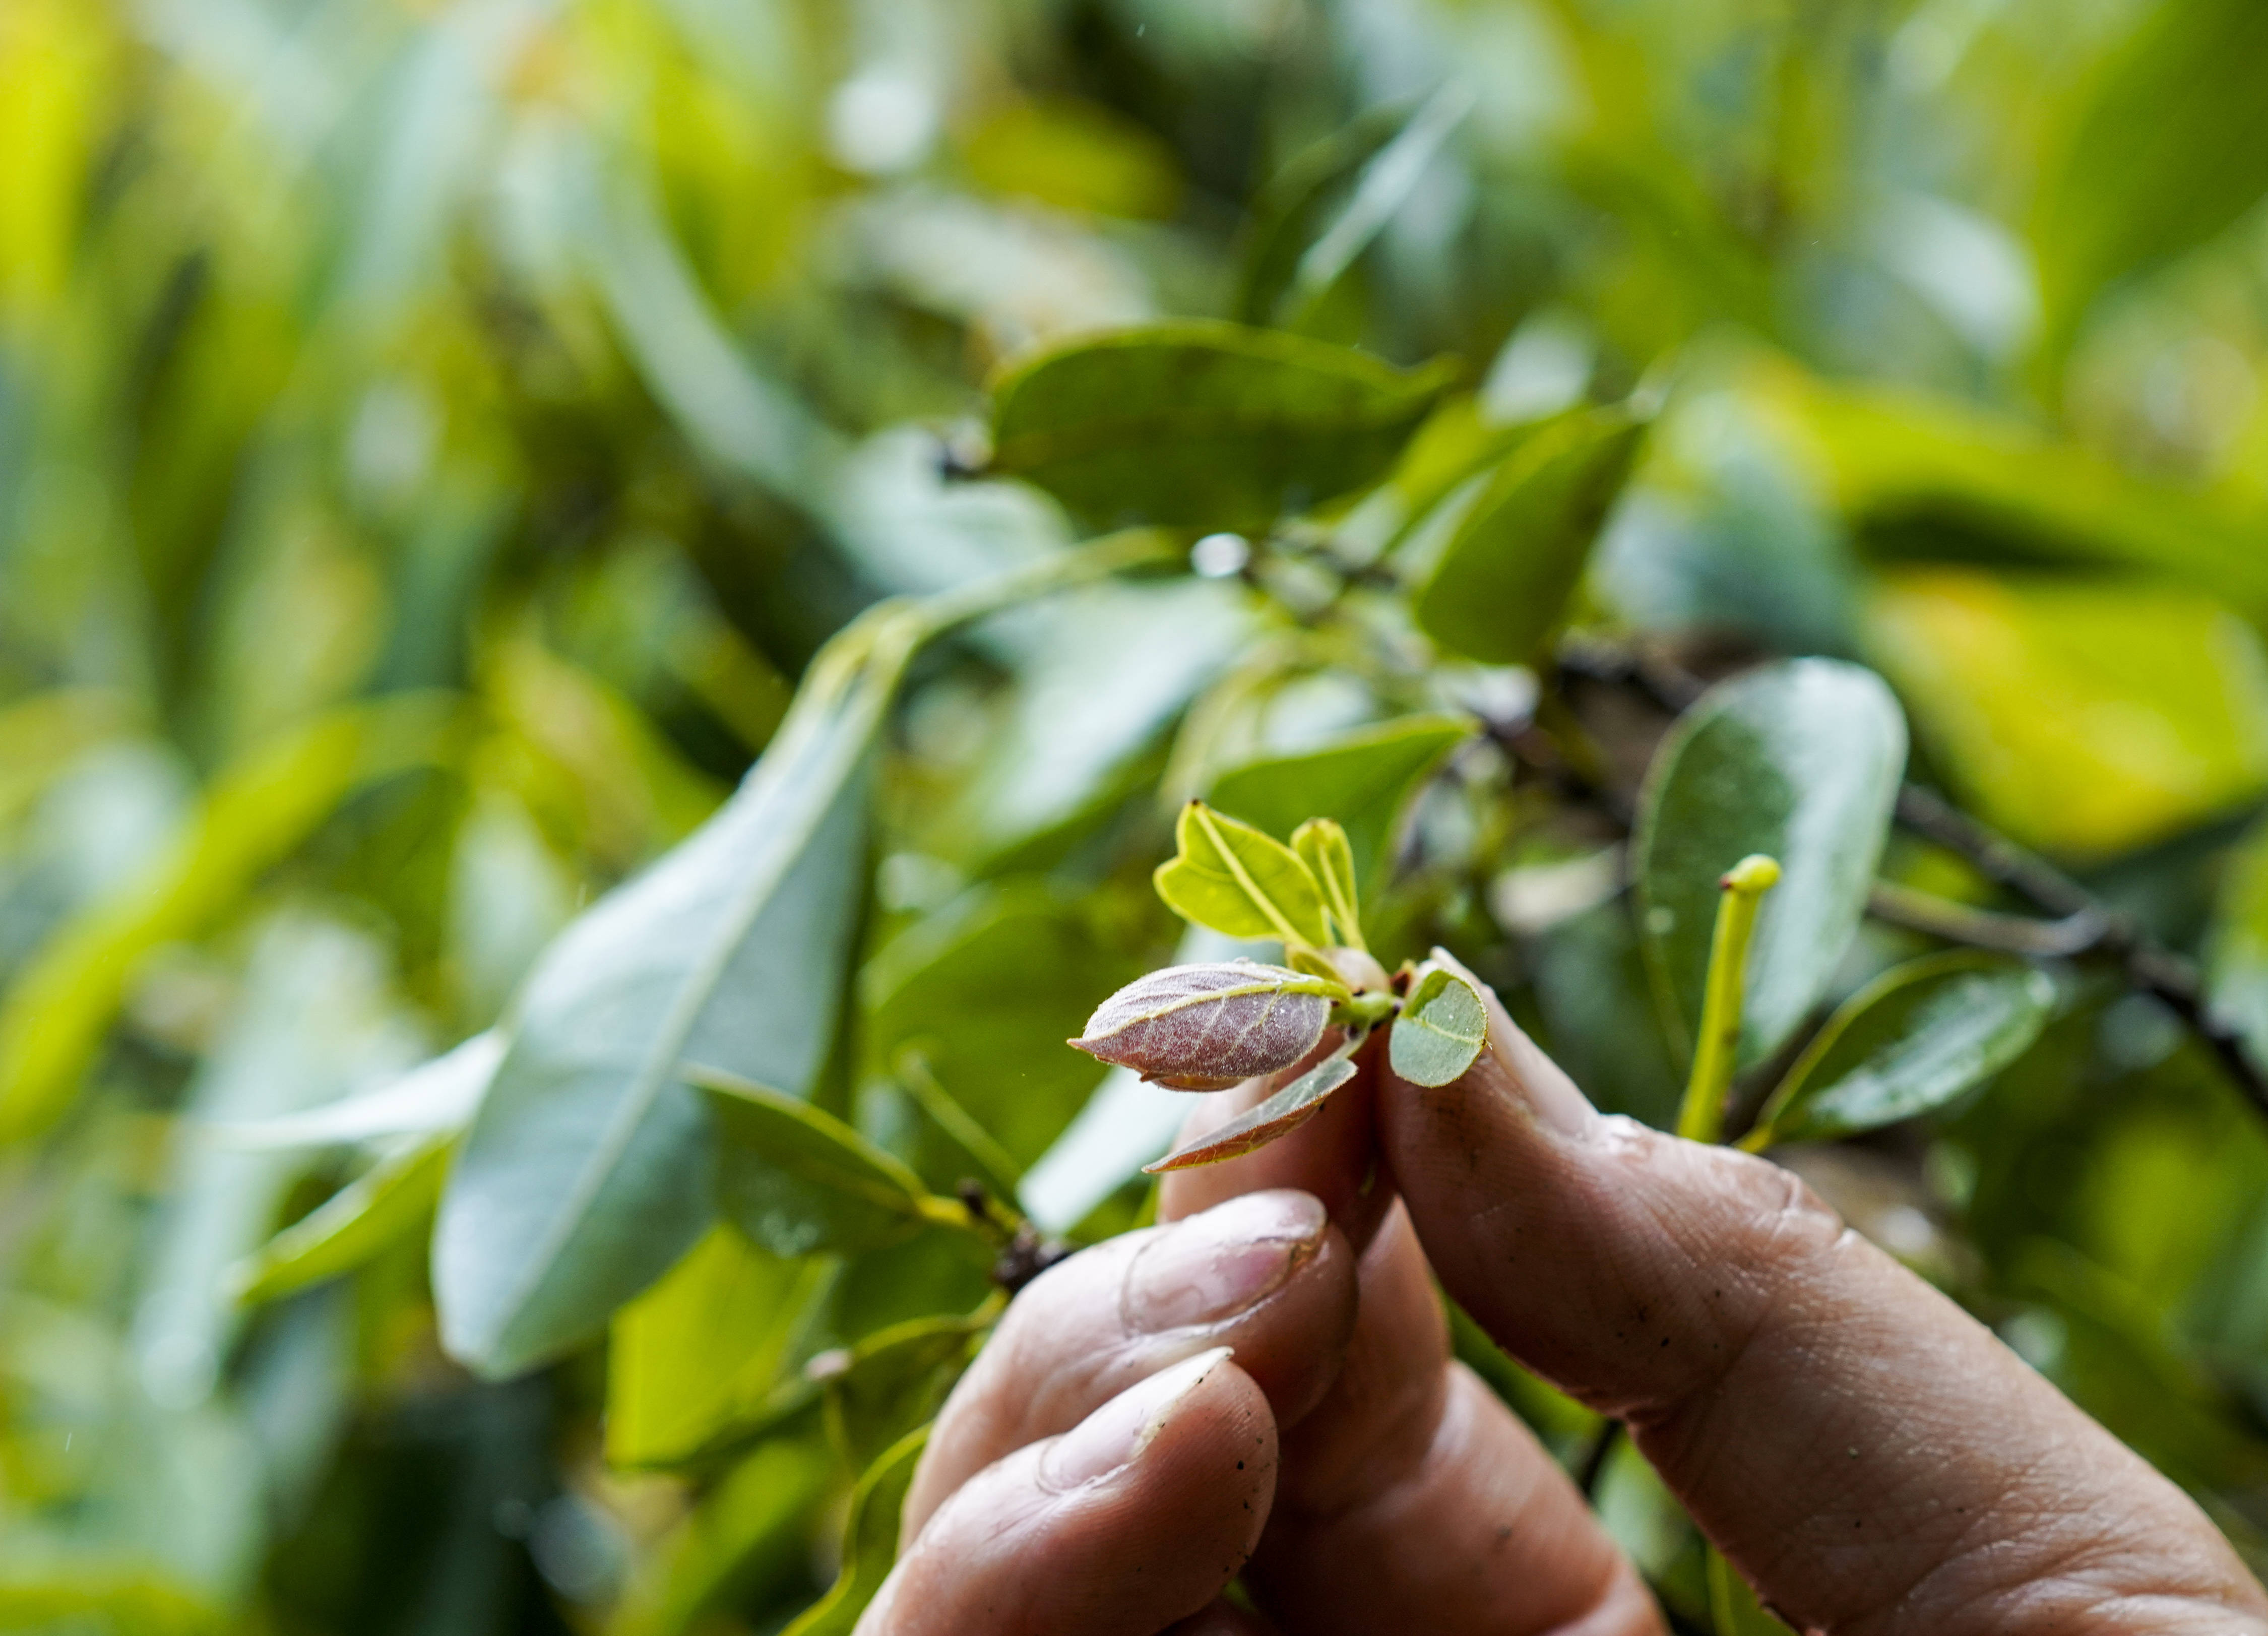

228,1135,452,1306
1152,801,1331,949
780,1424,930,1636
1292,817,1362,951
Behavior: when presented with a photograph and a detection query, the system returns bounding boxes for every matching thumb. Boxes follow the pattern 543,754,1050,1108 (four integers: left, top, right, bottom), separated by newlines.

1377,953,2267,1636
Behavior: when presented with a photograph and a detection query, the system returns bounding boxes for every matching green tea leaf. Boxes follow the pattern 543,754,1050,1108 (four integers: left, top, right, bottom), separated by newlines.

1634,659,1907,1068
610,1438,834,1636
606,1223,835,1470
0,693,463,1143
817,1312,988,1471
1146,1047,1360,1172
433,607,918,1378
1389,961,1488,1088
1292,818,1362,950
1748,953,2056,1149
987,321,1456,530
780,1424,931,1636
1412,407,1647,665
229,1135,451,1306
1154,800,1332,949
1208,715,1472,893
1238,85,1472,330
695,1067,961,1259
2032,0,2268,360
211,1030,502,1151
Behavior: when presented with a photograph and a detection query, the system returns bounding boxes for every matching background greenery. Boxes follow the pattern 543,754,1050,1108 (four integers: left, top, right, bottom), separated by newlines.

7,0,2268,1630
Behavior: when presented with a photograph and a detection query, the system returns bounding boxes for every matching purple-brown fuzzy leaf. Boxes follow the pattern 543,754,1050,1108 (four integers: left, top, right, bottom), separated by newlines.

1068,961,1342,1090
1145,1053,1359,1171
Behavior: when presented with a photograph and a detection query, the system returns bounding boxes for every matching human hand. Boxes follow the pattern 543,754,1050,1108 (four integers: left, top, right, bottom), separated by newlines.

862,963,2268,1634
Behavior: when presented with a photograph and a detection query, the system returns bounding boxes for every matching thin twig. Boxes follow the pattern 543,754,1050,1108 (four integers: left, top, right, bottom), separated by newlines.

1865,880,2106,959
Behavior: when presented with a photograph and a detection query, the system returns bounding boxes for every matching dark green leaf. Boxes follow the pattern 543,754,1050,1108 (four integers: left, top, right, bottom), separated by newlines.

433,608,919,1377
1749,954,2056,1148
229,1136,451,1306
1207,716,1472,894
1389,961,1488,1087
780,1424,931,1636
987,322,1456,531
696,1067,960,1258
1154,800,1332,949
1634,659,1906,1067
1412,407,1647,664
1146,1047,1359,1172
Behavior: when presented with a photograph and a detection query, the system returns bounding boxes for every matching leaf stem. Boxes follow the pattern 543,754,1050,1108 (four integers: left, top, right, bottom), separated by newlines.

1677,855,1780,1146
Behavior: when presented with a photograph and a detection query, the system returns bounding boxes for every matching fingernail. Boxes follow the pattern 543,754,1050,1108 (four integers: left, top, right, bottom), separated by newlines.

1041,1346,1233,1489
1123,1190,1326,1331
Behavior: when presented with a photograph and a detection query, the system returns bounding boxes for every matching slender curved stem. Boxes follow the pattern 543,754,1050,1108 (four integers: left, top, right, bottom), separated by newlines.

1677,855,1781,1146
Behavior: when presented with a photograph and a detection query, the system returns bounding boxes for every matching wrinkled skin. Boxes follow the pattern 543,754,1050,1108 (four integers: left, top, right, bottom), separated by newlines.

859,957,2268,1636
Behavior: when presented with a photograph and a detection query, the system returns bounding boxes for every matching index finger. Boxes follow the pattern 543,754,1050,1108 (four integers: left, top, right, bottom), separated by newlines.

1379,955,2268,1635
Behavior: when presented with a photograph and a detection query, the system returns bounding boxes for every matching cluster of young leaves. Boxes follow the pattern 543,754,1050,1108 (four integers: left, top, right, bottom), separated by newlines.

6,1,2268,1633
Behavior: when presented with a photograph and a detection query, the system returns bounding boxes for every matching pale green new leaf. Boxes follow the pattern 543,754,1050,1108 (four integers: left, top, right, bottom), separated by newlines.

1413,407,1647,665
780,1425,931,1636
230,1135,452,1306
1390,962,1488,1087
433,606,920,1378
1292,818,1362,950
987,321,1457,530
1634,660,1907,1068
695,1067,960,1259
1154,801,1331,949
1748,954,2056,1149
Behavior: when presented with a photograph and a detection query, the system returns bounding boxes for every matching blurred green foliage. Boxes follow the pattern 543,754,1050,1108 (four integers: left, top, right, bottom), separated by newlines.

8,0,2268,1631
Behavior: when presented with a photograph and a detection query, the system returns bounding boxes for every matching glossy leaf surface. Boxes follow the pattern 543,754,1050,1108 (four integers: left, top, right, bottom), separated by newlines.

1413,407,1647,664
987,321,1455,530
1634,660,1907,1067
1750,954,2056,1149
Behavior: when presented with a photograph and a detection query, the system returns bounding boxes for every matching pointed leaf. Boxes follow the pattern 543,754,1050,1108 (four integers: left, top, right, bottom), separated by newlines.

1153,801,1331,948
1749,954,2055,1149
1209,715,1471,894
433,609,919,1377
1146,1050,1359,1173
1070,961,1341,1091
1389,961,1488,1088
987,321,1456,530
1292,818,1362,949
1413,407,1647,665
695,1067,956,1259
230,1135,452,1306
780,1425,931,1636
1634,660,1907,1068
211,1030,502,1150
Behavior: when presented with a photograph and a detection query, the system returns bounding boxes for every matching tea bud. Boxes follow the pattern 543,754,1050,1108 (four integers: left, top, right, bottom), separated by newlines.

1069,961,1340,1090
